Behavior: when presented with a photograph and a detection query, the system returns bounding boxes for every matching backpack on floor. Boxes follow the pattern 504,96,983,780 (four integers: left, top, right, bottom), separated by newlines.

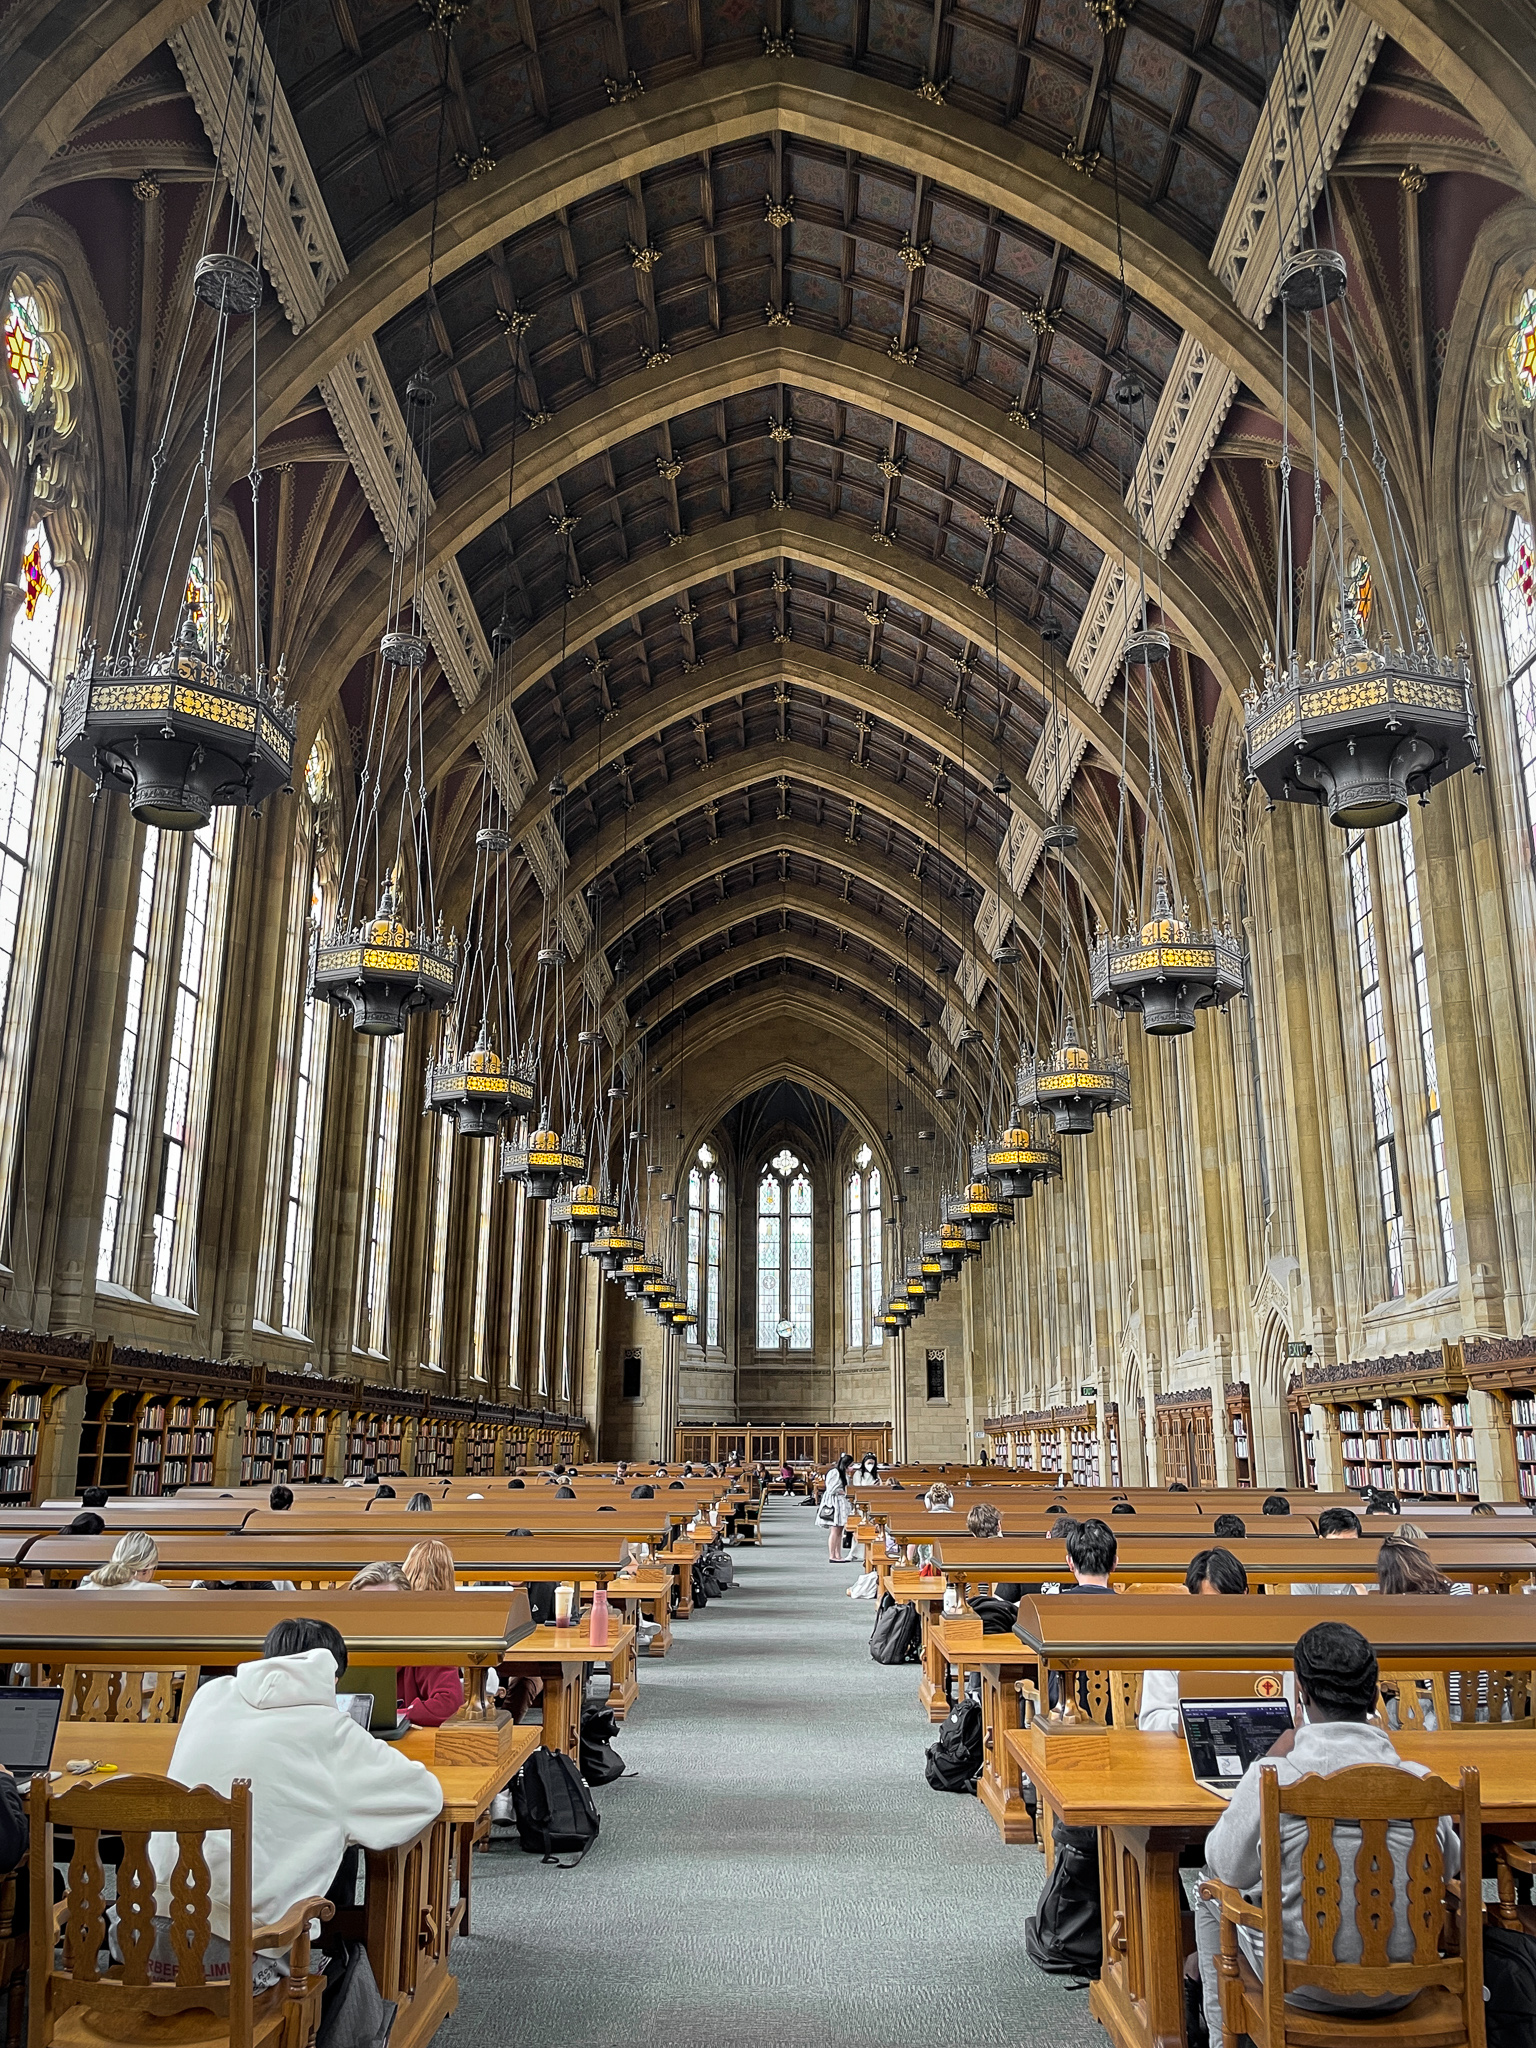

579,1704,627,1787
1485,1925,1536,2048
869,1590,922,1665
511,1747,601,1866
1024,1816,1102,1979
709,1546,735,1589
924,1698,982,1793
690,1561,710,1607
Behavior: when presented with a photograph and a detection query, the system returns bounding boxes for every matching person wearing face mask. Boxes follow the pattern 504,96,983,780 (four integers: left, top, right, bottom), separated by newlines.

1137,1549,1273,1733
1192,1621,1460,2043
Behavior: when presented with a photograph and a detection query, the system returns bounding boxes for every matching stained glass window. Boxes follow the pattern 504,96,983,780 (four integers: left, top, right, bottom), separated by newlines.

1513,286,1536,406
845,1149,883,1348
1497,516,1536,866
3,294,47,408
1397,816,1457,1284
756,1152,812,1348
846,1173,863,1349
1346,831,1404,1299
184,552,210,635
21,538,51,623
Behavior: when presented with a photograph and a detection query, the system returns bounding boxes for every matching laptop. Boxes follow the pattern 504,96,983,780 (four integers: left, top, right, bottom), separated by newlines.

0,1686,63,1783
336,1667,407,1741
1180,1697,1294,1799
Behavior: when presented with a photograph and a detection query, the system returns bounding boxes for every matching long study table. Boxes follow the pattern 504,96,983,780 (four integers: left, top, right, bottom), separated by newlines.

1005,1723,1536,2048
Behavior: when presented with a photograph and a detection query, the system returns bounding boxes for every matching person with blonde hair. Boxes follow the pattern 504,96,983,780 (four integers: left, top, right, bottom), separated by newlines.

79,1529,169,1591
348,1561,410,1591
396,1540,463,1726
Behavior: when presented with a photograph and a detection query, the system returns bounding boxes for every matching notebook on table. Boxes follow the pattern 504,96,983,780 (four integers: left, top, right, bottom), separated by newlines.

1179,1697,1294,1800
0,1686,63,1783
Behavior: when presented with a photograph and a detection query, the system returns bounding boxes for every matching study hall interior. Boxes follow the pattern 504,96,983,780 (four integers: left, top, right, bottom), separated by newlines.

0,0,1532,2045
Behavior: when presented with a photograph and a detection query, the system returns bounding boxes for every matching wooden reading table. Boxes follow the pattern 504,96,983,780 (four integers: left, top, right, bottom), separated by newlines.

928,1533,1536,1592
43,1717,541,2048
1005,1723,1536,2048
10,1531,633,1589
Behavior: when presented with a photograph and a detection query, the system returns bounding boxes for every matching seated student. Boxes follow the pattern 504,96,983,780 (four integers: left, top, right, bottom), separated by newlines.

374,1484,396,1500
80,1486,109,1509
396,1540,465,1727
269,1484,294,1512
1261,1494,1291,1517
65,1511,104,1535
79,1530,171,1591
554,1485,576,1499
1137,1549,1283,1732
1375,1532,1452,1597
1062,1518,1116,1592
1111,1502,1137,1516
151,1618,442,1961
406,1492,433,1513
1291,1505,1365,1596
507,1477,525,1489
1168,1481,1190,1493
1194,1621,1460,2036
967,1500,1026,1603
1212,1513,1246,1539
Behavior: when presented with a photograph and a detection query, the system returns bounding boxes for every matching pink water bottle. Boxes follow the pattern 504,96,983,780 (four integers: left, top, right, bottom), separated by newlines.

590,1584,610,1648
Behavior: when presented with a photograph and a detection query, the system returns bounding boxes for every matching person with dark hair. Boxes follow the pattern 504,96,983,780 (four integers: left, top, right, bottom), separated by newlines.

1193,1621,1460,2038
1375,1532,1452,1597
507,1477,525,1489
1292,1505,1366,1596
1047,1513,1079,1542
630,1484,655,1499
80,1486,109,1509
1167,1481,1189,1493
554,1485,576,1499
268,1484,294,1512
667,1479,685,1491
373,1484,396,1500
1363,1485,1401,1516
149,1615,441,1963
1139,1549,1261,1732
65,1511,105,1535
820,1452,855,1563
1063,1518,1117,1588
406,1492,433,1513
1212,1513,1246,1539
1110,1501,1136,1516
1261,1494,1291,1516
1044,1503,1067,1517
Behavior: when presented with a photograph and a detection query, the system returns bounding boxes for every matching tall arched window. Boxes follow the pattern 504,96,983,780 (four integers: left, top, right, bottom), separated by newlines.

356,1035,404,1353
686,1143,723,1347
0,521,60,1041
757,1147,812,1348
1496,514,1536,865
845,1142,883,1345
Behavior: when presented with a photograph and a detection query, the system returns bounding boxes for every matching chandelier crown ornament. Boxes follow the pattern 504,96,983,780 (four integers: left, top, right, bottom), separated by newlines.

58,25,295,830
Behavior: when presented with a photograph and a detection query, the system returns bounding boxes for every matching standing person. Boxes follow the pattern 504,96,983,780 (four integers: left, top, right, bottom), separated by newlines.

819,1453,854,1562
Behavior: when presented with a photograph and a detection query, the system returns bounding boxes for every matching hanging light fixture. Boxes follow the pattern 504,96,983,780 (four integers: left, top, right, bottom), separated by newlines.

1019,1012,1129,1137
424,781,534,1132
1088,118,1243,1038
59,16,295,826
313,22,461,1035
1242,68,1476,824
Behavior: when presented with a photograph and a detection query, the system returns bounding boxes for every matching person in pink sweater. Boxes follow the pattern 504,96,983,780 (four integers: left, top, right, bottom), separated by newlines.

348,1548,466,1728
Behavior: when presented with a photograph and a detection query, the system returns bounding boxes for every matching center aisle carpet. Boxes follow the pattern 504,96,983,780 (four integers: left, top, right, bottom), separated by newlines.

442,1497,1103,2048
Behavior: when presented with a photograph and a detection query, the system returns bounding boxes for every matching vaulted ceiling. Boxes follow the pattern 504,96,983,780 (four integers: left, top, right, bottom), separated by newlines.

18,0,1522,1109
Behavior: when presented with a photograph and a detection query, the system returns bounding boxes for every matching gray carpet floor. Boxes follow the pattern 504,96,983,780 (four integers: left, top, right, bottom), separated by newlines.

442,1497,1104,2048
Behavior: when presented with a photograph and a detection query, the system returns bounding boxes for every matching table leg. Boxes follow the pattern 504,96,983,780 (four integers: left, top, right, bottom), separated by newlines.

541,1660,584,1758
606,1628,638,1718
1091,1823,1193,2048
919,1609,949,1722
976,1658,1036,1844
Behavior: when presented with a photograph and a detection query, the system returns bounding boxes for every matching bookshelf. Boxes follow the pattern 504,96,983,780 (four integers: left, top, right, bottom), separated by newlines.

1334,1394,1478,1498
344,1409,405,1480
0,1386,44,1503
76,1387,136,1495
158,1398,218,1491
1292,1403,1318,1489
465,1422,499,1477
413,1416,456,1479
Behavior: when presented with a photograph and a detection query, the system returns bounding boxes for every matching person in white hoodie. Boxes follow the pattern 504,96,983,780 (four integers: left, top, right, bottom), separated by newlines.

150,1618,443,1962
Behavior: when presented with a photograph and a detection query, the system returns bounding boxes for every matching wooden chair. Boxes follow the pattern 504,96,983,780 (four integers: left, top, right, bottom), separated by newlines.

1490,1840,1536,1936
1200,1761,1483,2048
29,1773,332,2048
60,1666,198,1726
1377,1670,1449,1732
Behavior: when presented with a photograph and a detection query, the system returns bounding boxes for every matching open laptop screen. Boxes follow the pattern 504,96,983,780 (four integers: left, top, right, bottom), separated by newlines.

1180,1697,1293,1787
0,1687,63,1777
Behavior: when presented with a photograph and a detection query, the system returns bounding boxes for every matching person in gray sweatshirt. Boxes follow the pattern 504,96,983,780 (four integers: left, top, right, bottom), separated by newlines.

1194,1620,1461,2039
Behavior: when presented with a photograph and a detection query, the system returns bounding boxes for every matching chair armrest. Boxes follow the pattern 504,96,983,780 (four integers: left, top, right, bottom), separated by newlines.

250,1896,335,1951
1199,1878,1263,1933
1498,1845,1536,1879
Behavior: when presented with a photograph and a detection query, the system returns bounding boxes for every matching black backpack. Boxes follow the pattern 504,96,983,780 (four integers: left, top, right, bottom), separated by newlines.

1485,1926,1536,2047
709,1546,735,1590
924,1699,982,1793
1024,1816,1103,1978
690,1561,710,1607
868,1589,922,1665
968,1595,1019,1634
579,1704,627,1787
511,1747,601,1866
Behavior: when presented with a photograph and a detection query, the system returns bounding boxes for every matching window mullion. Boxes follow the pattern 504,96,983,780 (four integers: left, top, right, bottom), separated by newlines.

118,831,184,1296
